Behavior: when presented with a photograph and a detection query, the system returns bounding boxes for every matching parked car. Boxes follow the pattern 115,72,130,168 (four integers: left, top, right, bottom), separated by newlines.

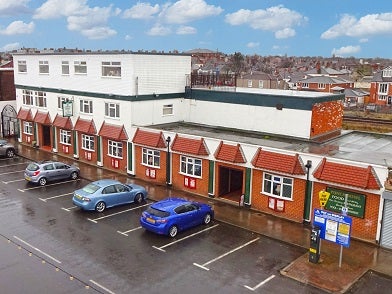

0,139,17,158
140,197,214,237
24,160,80,186
73,179,147,212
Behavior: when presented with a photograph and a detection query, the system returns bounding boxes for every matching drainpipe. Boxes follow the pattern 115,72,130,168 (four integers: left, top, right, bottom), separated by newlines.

303,160,313,224
166,136,172,186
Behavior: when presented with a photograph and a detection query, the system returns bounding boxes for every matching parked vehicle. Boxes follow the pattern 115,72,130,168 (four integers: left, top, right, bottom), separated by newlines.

73,179,147,212
24,160,80,186
0,139,17,158
140,197,214,237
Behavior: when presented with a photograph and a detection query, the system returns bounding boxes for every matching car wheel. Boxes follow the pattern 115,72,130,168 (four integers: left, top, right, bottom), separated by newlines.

203,213,212,225
168,225,178,238
70,171,79,180
39,177,47,186
95,201,106,213
134,193,143,204
6,149,15,158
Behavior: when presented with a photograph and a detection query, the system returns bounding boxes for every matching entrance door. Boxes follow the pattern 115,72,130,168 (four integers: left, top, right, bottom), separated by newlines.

218,166,243,199
381,200,392,249
42,125,51,147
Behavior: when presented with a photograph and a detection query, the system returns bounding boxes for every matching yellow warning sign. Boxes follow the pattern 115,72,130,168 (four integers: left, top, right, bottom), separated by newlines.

318,190,330,207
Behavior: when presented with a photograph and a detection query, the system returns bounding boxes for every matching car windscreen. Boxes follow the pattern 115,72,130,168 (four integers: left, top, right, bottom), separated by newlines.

81,183,100,194
26,163,39,171
146,207,170,217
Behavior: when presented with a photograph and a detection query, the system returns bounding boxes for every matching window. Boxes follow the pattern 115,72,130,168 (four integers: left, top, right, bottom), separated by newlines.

378,95,387,101
35,91,47,107
18,60,27,73
60,129,71,145
57,97,67,109
142,148,160,167
247,80,253,87
258,80,264,88
318,83,326,89
74,61,87,74
80,99,93,114
162,104,173,116
382,68,392,78
39,61,49,74
22,90,34,105
302,82,309,88
105,102,120,118
82,134,95,151
180,156,202,177
108,140,122,158
62,61,69,75
379,83,388,94
102,61,121,77
23,122,33,135
263,173,293,200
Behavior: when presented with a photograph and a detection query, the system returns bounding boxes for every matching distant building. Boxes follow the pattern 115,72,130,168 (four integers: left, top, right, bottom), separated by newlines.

370,66,392,105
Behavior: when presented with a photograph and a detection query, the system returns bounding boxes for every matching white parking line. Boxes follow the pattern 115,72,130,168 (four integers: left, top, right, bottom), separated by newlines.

62,206,78,212
17,179,80,191
13,235,62,264
193,237,260,271
152,224,219,252
88,203,150,223
39,192,73,202
117,226,142,236
0,169,25,175
244,275,275,291
89,279,115,294
3,179,25,184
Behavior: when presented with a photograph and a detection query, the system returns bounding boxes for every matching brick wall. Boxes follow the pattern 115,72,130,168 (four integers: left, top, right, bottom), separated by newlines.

134,146,166,184
310,100,343,138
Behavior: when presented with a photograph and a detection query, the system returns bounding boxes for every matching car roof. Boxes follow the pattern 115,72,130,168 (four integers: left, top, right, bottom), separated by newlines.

90,179,122,187
151,197,190,211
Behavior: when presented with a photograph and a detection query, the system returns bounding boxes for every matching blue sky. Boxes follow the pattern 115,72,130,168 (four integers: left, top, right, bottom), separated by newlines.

1,0,392,58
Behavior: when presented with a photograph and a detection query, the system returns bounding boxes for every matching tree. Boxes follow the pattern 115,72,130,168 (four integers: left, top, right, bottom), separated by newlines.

228,52,245,75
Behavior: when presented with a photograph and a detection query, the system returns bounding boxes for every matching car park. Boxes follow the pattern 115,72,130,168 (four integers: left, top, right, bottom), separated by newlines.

24,160,80,186
0,139,17,158
72,179,147,212
140,197,214,237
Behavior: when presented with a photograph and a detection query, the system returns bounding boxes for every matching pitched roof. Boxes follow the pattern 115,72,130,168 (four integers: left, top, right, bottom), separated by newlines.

132,128,167,148
53,114,73,129
17,108,33,121
98,122,128,141
171,134,209,156
313,158,381,190
252,148,305,175
214,141,246,163
34,111,51,124
74,117,96,134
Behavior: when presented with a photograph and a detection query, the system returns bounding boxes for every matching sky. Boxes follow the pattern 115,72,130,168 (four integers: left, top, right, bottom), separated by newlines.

1,0,392,58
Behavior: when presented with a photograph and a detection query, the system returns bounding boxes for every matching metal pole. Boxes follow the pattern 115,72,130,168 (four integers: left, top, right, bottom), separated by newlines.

166,136,171,186
339,194,349,268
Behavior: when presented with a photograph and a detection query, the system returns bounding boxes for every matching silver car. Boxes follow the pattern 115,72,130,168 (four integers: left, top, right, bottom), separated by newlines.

0,139,17,158
25,160,80,186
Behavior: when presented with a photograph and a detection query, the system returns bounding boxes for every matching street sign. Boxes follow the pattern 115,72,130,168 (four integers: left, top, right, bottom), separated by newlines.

318,190,330,207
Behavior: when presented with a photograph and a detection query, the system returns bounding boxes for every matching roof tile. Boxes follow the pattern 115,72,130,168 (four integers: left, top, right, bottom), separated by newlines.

171,135,209,156
215,142,246,163
132,128,166,148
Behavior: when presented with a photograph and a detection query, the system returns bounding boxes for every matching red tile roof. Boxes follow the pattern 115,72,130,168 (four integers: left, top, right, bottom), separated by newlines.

17,108,33,121
53,114,73,129
98,122,128,141
33,111,51,124
171,134,209,155
313,158,381,190
74,117,96,134
132,128,166,148
252,148,305,175
214,142,246,163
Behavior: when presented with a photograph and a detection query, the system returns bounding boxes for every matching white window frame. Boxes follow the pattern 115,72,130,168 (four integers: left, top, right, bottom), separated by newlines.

62,61,70,75
105,102,120,118
262,172,293,200
382,69,392,78
23,121,33,135
379,83,388,94
35,91,47,108
378,95,387,101
108,140,123,158
102,61,121,77
80,99,93,114
57,96,67,109
247,80,253,87
302,82,309,88
180,156,202,178
318,83,326,89
74,61,87,74
82,134,95,151
23,90,34,106
18,60,27,73
60,129,71,145
39,60,49,74
142,148,160,167
162,104,173,116
258,80,264,88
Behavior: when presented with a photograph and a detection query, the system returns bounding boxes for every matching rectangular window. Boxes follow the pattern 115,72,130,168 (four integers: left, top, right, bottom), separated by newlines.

62,61,69,75
382,69,392,78
108,140,122,158
60,129,71,145
263,173,293,200
18,60,27,73
162,104,173,116
82,134,95,151
180,156,202,177
39,60,49,74
247,80,253,87
74,61,87,74
318,83,326,89
57,97,67,109
378,95,387,101
35,91,47,108
379,83,388,94
102,61,121,77
302,83,309,88
23,90,34,105
258,80,264,88
142,148,160,167
105,102,120,118
23,121,33,135
80,99,93,114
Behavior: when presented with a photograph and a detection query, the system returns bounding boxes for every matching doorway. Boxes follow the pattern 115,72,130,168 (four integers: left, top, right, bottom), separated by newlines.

42,125,51,147
218,166,243,201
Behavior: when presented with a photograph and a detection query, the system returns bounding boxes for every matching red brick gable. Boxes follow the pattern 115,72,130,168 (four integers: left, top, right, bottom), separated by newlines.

53,114,73,129
252,148,305,175
171,134,209,156
33,111,51,124
214,141,246,163
17,108,33,121
132,128,166,148
313,158,381,190
98,122,128,141
74,117,96,134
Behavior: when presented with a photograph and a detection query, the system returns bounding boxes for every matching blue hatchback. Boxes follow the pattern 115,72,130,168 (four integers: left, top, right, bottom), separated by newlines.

140,197,214,237
73,179,147,212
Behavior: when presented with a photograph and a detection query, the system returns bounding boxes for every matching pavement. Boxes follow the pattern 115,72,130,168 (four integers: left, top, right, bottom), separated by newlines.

13,140,392,293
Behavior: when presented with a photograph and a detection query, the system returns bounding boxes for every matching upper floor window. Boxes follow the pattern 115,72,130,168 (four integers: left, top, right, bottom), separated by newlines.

23,121,33,135
60,129,71,145
80,99,93,114
247,80,253,87
263,172,293,200
39,61,49,74
105,102,120,118
18,60,27,73
162,104,173,116
22,90,34,105
102,61,121,77
258,80,264,88
379,83,388,94
57,96,67,109
180,156,202,177
74,61,87,74
302,82,309,88
82,134,95,151
142,148,160,167
35,91,47,108
62,61,70,75
108,140,122,158
318,83,326,89
382,68,392,78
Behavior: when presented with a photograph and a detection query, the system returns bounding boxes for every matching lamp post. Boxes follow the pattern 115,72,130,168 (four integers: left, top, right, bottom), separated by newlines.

166,136,171,186
303,160,312,223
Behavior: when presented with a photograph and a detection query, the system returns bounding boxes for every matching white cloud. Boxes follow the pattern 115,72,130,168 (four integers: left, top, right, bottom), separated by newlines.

0,0,30,16
1,42,21,52
80,27,117,40
176,25,196,35
123,2,159,20
321,13,392,39
332,45,361,56
34,0,88,19
225,5,307,39
0,20,35,35
247,42,259,48
147,24,171,36
359,38,368,43
125,34,133,40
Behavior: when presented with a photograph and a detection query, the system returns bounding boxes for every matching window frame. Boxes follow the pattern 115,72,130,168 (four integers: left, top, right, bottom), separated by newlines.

23,121,33,135
108,140,123,158
74,61,87,74
34,91,47,108
39,60,49,74
62,61,70,75
180,155,202,178
82,134,95,151
18,60,27,73
105,102,120,118
262,172,293,200
80,99,93,114
101,61,121,77
60,129,71,145
142,148,160,167
379,83,388,94
162,104,173,116
22,90,34,106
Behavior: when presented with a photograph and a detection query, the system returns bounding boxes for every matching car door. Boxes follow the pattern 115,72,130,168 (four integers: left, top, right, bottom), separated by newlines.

175,204,198,230
101,184,121,207
54,162,69,180
114,184,132,204
42,163,56,180
185,204,202,227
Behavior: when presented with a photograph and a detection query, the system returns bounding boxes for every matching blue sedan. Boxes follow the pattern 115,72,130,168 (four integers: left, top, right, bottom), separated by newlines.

73,179,147,212
140,197,214,237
